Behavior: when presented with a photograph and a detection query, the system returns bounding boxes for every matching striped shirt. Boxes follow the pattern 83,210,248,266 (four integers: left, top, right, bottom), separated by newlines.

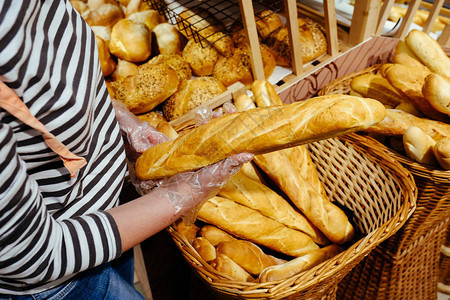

0,0,127,294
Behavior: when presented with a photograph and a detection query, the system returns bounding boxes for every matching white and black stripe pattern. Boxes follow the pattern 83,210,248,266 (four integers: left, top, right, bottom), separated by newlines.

0,0,127,294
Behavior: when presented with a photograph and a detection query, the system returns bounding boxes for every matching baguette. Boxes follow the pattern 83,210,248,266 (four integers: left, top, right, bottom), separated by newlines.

350,73,407,107
251,81,353,244
191,237,217,262
216,240,285,276
258,244,343,282
422,73,450,116
365,109,450,141
433,139,450,170
380,63,448,122
403,126,437,165
209,254,254,282
198,225,236,246
135,95,386,179
405,29,450,78
174,219,199,244
219,171,330,245
197,196,319,257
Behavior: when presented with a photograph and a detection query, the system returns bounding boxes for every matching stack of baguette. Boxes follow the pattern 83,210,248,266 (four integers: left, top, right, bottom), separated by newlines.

137,80,386,282
343,30,450,170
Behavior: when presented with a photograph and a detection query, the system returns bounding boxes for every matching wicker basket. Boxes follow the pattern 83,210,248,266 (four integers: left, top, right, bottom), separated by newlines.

318,68,450,299
438,225,450,295
167,133,417,300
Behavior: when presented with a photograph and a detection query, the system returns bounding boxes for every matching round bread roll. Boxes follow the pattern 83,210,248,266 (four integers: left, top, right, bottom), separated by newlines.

81,3,124,27
163,76,226,121
264,17,327,66
255,10,283,39
111,62,180,114
109,18,151,62
422,73,450,116
137,111,178,139
128,10,163,32
182,39,221,76
146,53,192,83
433,139,450,170
111,59,138,82
213,44,276,87
95,36,116,77
153,23,182,55
124,0,152,17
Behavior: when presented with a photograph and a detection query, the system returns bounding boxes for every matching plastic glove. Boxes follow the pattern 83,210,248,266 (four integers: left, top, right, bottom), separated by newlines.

112,100,170,162
194,102,238,126
151,152,254,223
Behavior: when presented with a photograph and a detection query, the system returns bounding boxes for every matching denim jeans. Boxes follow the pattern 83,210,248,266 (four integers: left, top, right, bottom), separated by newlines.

0,251,144,300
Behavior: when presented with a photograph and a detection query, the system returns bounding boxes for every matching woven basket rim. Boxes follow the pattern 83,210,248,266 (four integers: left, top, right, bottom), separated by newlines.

167,133,417,299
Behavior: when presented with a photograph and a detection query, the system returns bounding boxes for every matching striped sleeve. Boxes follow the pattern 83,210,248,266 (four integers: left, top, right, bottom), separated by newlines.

0,0,127,294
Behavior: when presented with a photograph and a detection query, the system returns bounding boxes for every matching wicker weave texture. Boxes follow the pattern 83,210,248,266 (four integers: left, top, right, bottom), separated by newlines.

168,133,416,300
319,66,450,299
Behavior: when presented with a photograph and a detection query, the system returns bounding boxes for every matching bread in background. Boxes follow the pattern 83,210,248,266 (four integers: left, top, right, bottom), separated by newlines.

111,59,139,82
82,3,124,27
403,126,438,165
210,254,254,282
152,23,182,55
146,53,192,83
433,139,450,170
109,18,152,62
128,10,163,32
422,73,450,116
182,39,221,76
192,237,217,262
163,76,226,121
198,225,236,246
264,17,327,66
111,62,179,114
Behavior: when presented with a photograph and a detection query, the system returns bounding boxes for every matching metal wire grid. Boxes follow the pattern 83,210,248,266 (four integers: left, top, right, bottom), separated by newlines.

146,0,284,48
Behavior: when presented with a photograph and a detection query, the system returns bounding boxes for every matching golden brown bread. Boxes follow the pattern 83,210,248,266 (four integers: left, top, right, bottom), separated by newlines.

146,53,192,83
198,225,236,246
216,240,285,276
209,254,254,282
403,126,438,165
174,219,200,244
95,35,116,77
127,10,163,32
405,29,450,78
135,94,386,179
255,10,283,39
365,109,450,141
111,62,179,114
111,59,138,82
264,17,327,66
218,171,330,245
393,52,429,71
422,73,450,116
182,39,221,76
177,8,234,57
152,23,182,55
213,44,276,87
197,196,319,257
395,102,423,117
258,244,343,282
109,18,151,62
433,139,450,170
82,3,124,27
192,237,217,262
380,63,448,122
70,1,88,14
251,81,354,244
350,73,408,107
162,76,226,121
394,40,421,62
136,111,178,139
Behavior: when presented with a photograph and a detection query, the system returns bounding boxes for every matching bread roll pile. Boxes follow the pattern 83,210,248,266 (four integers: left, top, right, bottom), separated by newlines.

343,30,450,169
72,1,329,122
